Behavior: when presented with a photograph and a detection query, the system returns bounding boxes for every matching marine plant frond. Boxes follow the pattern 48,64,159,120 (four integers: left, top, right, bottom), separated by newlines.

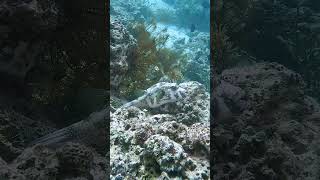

119,21,185,98
146,17,158,32
212,23,239,73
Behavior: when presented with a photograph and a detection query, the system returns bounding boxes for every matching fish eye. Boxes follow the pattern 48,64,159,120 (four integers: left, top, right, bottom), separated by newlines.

170,86,178,90
159,89,165,95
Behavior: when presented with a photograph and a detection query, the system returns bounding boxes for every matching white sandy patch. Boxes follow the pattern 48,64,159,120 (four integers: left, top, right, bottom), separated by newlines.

151,22,190,49
147,0,175,12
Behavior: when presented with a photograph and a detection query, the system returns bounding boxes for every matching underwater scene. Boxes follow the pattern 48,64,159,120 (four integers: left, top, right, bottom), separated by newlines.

0,0,108,179
110,0,210,179
1,0,320,179
212,0,320,179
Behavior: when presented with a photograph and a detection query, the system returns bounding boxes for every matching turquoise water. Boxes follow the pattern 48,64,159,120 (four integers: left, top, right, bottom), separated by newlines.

111,0,210,92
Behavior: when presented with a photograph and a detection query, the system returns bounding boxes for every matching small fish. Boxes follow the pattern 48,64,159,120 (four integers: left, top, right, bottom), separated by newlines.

190,24,196,32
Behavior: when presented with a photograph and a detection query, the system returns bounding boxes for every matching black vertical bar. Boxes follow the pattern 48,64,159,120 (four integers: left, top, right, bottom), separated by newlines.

106,0,110,177
210,0,214,179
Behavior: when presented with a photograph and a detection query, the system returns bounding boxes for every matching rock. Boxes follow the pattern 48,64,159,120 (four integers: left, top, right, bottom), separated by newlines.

182,32,210,89
0,0,107,179
0,0,59,33
160,81,210,125
110,0,151,26
0,108,55,162
180,123,210,156
216,0,320,99
110,93,209,179
0,0,60,83
212,62,320,179
57,143,94,175
110,19,137,89
11,143,107,180
13,145,59,179
0,157,25,180
144,135,187,174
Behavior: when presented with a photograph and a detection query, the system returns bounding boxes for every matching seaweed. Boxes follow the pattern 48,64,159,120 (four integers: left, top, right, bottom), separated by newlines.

26,39,106,110
212,24,238,73
119,21,186,99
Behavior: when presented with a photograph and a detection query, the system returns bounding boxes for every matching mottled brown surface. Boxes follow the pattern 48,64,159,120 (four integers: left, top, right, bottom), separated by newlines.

212,62,320,179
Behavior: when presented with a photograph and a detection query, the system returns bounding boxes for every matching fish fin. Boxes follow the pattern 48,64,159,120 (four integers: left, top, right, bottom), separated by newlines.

29,128,72,148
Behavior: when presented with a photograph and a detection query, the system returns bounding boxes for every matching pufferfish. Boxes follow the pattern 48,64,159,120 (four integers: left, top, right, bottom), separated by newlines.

121,82,187,109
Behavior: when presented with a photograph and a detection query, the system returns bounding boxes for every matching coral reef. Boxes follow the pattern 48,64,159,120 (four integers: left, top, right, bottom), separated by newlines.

110,2,210,179
0,0,59,84
111,0,211,94
117,21,186,99
15,0,108,113
30,109,108,153
0,107,107,179
110,81,209,179
0,143,107,180
110,18,137,89
0,108,55,162
212,1,320,179
214,0,320,99
212,62,320,179
0,0,107,178
0,106,108,179
182,32,211,89
110,0,153,26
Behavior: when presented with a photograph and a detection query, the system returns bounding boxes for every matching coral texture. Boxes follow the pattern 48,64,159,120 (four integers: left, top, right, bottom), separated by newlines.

0,0,107,178
212,62,320,179
110,81,209,179
110,19,137,89
1,143,106,180
0,0,59,82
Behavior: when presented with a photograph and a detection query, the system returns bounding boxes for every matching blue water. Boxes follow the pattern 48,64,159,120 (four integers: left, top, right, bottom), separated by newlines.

110,1,210,179
111,0,210,90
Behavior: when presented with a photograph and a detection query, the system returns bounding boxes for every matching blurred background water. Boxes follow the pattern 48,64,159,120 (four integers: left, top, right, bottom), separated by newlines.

110,1,211,179
111,0,210,98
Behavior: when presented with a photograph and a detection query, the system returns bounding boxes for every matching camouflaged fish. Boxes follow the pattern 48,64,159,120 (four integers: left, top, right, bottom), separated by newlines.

121,82,187,109
29,108,107,152
30,83,185,150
